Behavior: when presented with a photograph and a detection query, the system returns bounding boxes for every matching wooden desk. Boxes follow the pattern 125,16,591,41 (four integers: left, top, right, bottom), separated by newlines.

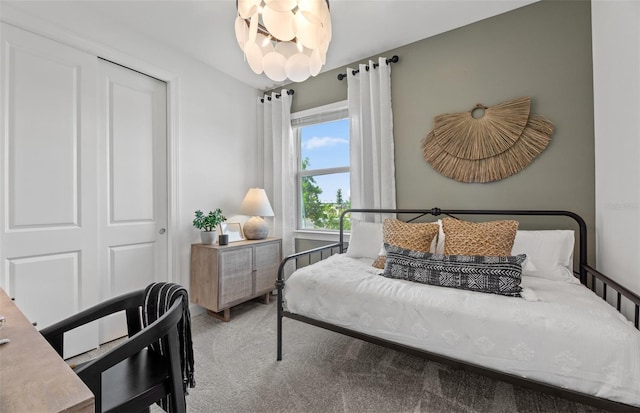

0,288,94,413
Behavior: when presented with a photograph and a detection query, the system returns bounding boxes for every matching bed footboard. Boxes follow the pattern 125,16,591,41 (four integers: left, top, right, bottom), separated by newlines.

276,242,341,361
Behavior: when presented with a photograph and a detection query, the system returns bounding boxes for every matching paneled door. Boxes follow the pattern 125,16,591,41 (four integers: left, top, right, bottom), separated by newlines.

0,23,100,357
0,24,170,355
96,60,168,343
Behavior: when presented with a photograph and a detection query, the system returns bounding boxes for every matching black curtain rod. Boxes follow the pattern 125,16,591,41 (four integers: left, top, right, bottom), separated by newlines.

337,55,399,81
260,89,294,103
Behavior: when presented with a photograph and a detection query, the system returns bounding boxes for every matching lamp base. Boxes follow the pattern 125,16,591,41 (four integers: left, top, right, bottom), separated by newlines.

243,216,269,240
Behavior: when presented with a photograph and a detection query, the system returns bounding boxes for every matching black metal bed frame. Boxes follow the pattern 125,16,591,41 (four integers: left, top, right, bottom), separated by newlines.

275,208,640,412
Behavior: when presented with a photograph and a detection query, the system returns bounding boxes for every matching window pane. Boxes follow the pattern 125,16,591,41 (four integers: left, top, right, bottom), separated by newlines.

300,118,349,170
301,172,350,231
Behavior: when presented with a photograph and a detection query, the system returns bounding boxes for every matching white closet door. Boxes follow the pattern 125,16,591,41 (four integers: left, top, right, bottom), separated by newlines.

0,23,100,357
97,60,168,343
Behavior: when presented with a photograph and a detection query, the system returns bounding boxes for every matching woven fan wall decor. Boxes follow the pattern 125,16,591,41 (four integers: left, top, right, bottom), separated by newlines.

422,97,554,183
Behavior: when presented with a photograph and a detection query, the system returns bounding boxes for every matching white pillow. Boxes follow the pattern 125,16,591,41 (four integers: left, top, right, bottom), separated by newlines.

345,220,383,260
511,230,576,282
435,219,445,254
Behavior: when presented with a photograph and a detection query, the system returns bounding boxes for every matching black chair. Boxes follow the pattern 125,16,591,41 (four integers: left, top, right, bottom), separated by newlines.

40,289,186,413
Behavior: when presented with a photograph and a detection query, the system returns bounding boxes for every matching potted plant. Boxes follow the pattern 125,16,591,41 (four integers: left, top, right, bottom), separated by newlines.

193,209,226,245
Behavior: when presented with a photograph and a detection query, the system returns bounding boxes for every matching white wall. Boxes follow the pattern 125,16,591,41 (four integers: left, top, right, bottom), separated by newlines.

0,4,261,299
592,0,640,297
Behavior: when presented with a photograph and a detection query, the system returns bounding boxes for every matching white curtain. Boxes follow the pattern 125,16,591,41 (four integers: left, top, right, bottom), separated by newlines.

259,90,296,264
347,57,396,217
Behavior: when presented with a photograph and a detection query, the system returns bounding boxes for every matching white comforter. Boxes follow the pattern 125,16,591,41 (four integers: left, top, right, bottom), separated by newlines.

284,254,640,407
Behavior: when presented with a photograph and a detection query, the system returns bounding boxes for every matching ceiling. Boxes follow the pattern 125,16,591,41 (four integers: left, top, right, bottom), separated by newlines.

2,0,537,90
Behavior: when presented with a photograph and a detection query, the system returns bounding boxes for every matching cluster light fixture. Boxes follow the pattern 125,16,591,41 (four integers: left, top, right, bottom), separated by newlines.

235,0,332,82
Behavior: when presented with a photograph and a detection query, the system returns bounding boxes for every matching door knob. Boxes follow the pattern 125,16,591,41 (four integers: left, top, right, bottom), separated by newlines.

159,228,166,234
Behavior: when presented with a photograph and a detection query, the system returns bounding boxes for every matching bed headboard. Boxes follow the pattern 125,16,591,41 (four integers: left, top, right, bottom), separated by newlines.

338,208,588,282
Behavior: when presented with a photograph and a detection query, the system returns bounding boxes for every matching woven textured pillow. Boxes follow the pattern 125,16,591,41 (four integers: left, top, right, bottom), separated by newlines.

382,243,524,297
442,217,518,256
372,219,439,269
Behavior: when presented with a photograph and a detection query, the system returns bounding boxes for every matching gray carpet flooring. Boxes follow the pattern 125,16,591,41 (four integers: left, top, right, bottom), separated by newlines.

72,299,612,413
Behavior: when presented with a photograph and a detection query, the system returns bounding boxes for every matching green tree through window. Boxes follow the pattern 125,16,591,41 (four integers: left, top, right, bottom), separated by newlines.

301,157,350,230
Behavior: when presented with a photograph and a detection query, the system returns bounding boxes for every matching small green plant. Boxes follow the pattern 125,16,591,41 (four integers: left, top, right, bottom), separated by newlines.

193,209,226,232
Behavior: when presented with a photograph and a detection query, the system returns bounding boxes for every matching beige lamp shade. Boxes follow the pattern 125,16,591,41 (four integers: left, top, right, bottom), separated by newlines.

239,188,274,216
239,188,274,240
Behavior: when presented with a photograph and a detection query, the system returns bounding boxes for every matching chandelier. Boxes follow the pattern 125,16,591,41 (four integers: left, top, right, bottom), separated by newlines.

235,0,332,83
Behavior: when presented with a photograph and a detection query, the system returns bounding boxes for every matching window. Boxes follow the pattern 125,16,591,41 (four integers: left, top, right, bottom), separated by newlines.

292,101,350,231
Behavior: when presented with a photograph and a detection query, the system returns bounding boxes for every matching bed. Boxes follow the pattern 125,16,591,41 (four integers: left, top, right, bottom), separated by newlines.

275,208,640,411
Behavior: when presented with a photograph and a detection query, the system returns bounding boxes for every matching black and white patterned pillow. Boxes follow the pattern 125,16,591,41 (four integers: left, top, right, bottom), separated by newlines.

382,243,525,297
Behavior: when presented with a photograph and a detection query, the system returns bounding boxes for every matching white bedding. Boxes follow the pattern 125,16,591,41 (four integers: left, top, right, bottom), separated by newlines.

284,254,640,407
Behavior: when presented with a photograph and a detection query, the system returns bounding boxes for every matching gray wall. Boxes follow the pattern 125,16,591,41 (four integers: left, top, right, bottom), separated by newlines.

284,0,595,261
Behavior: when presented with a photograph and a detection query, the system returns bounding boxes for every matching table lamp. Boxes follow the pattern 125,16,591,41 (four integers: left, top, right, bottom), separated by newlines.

239,188,275,240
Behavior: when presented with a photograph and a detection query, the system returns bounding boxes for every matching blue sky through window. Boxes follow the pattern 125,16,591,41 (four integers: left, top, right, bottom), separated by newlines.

300,118,350,203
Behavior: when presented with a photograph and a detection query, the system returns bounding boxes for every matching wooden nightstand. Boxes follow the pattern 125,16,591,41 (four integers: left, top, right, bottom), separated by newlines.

190,238,282,321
